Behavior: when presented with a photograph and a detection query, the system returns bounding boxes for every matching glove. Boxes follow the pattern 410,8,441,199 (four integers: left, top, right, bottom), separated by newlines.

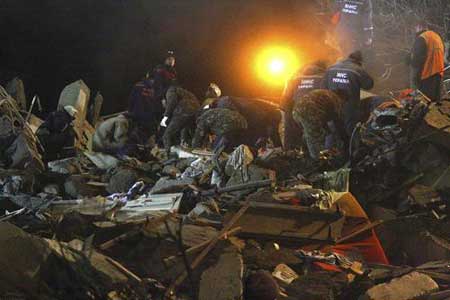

160,116,168,127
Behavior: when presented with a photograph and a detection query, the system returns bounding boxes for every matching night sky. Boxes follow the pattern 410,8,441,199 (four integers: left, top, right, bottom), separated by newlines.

0,0,328,114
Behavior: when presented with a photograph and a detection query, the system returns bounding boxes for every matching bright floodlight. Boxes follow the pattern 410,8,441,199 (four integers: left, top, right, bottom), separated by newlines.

255,46,300,86
269,59,285,74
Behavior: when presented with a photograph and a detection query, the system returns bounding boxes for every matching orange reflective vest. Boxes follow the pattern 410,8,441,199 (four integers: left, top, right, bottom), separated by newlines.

420,30,445,80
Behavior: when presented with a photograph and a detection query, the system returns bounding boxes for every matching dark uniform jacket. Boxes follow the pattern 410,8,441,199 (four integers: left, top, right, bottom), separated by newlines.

192,108,247,148
153,64,177,101
324,58,373,135
324,58,374,104
36,110,75,160
281,67,325,112
39,111,73,134
128,79,163,131
164,87,200,119
335,0,373,40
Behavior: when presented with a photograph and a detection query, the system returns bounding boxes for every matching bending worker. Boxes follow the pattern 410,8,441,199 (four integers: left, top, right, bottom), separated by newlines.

192,108,248,153
215,96,281,148
292,89,346,161
324,51,374,137
281,61,327,150
161,85,200,154
36,105,77,161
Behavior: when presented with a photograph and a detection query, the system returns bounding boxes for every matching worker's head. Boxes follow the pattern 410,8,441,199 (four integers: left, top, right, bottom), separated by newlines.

63,105,78,119
348,51,363,65
165,50,176,67
205,83,222,98
414,20,427,33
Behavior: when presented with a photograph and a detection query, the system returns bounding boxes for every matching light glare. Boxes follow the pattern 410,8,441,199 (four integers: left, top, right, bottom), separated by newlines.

255,46,301,86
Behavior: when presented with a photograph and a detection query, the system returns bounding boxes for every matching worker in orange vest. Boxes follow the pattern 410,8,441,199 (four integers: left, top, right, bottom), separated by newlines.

410,20,445,102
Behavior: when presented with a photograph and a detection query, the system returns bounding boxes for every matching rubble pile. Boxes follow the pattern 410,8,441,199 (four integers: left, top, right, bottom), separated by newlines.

0,81,449,300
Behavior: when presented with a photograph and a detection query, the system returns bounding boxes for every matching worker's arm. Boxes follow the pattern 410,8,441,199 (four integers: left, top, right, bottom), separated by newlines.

358,68,374,90
362,0,374,44
163,87,179,118
411,36,427,87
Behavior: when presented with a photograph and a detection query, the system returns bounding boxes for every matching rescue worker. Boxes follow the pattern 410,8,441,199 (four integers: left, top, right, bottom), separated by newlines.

281,61,327,150
202,83,222,108
192,108,248,153
324,51,374,137
36,105,77,161
152,51,177,103
215,96,281,147
127,77,163,137
161,86,200,154
333,0,373,57
410,21,445,102
92,114,131,155
292,89,346,161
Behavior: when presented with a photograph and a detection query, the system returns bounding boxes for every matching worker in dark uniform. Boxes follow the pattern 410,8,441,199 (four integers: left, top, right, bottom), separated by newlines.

333,0,373,57
36,106,77,161
127,78,163,139
192,108,248,153
410,21,445,102
161,86,200,153
215,96,281,148
152,51,177,104
324,51,374,137
281,61,327,150
292,90,345,161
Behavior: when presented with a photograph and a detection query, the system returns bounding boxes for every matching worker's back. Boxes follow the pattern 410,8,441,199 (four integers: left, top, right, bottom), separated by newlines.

335,0,373,36
324,58,374,104
217,97,280,128
128,79,163,131
165,86,200,118
197,108,247,136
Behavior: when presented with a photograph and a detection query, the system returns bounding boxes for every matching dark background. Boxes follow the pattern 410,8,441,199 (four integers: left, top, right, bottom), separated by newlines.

0,0,328,114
